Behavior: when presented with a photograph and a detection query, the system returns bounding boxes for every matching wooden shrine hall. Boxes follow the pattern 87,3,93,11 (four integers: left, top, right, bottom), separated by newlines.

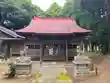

0,16,91,64
15,17,91,63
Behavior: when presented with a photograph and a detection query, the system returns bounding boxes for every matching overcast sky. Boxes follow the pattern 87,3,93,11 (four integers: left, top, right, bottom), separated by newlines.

32,0,66,11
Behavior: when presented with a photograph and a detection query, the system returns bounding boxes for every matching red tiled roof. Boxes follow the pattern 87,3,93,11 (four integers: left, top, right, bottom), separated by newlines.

16,17,91,34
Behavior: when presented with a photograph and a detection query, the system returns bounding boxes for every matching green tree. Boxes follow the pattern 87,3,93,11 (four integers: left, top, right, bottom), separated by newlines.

0,0,31,30
9,0,31,7
45,3,62,17
76,0,110,54
21,3,45,18
59,0,110,54
59,0,74,17
0,0,45,30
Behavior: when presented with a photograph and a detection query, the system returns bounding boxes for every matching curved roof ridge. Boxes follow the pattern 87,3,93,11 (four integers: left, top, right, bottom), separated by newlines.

33,16,74,20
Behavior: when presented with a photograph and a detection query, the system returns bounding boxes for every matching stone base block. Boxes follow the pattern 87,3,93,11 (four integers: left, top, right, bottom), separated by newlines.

56,80,72,83
17,74,32,78
89,71,98,76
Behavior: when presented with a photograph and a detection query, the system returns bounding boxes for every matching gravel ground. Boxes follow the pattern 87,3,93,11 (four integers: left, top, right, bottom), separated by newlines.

0,55,110,83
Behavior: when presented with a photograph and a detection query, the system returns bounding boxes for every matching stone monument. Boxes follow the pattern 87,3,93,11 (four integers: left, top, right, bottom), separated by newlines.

73,46,92,77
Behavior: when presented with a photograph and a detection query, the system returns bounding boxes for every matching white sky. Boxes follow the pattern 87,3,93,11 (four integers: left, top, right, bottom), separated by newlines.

32,0,66,11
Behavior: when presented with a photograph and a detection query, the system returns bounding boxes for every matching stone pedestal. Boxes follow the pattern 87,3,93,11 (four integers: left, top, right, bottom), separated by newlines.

73,56,91,77
14,56,32,75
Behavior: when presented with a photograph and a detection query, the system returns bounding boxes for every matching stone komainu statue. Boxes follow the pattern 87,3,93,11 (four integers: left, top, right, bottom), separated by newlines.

20,46,28,56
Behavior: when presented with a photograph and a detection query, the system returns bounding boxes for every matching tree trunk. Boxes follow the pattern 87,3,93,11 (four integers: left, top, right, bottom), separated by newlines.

101,42,109,55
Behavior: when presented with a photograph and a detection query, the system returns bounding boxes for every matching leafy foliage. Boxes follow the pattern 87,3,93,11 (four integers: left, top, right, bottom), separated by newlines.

57,0,110,54
45,3,62,17
21,3,45,18
75,0,110,54
0,0,45,30
59,0,74,17
58,0,85,18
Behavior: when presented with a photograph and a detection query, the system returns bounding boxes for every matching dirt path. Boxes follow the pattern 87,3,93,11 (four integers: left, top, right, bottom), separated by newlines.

85,56,110,83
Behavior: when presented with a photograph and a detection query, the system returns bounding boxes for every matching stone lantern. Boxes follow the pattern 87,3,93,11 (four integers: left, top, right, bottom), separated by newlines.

13,48,32,75
73,56,91,77
73,46,92,77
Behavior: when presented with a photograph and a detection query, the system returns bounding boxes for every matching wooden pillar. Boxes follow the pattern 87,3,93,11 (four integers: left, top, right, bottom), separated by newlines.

10,47,12,57
0,40,3,53
4,43,8,60
40,43,44,64
65,40,68,62
7,42,10,58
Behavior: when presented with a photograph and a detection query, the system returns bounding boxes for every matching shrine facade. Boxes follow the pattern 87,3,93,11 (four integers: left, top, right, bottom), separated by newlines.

0,17,91,63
